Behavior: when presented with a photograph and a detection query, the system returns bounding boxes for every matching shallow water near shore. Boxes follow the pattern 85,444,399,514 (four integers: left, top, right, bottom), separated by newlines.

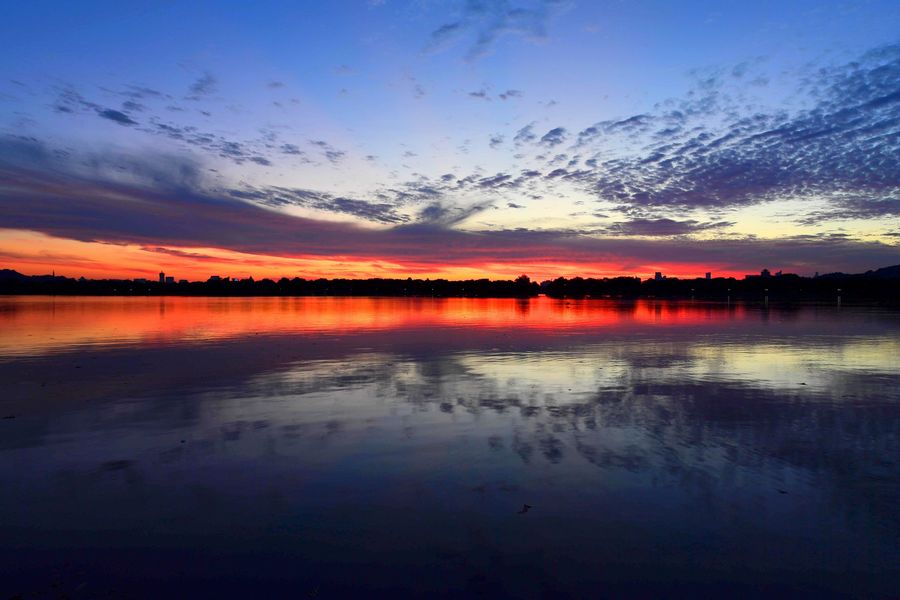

1,296,898,598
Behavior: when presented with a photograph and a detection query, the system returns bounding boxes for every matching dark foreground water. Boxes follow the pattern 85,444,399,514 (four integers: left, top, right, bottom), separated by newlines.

0,296,898,598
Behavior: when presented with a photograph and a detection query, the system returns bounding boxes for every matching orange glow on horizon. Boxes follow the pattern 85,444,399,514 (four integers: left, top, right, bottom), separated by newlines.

0,229,750,281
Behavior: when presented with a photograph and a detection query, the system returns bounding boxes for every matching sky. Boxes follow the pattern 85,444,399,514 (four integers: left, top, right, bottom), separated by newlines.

0,0,898,281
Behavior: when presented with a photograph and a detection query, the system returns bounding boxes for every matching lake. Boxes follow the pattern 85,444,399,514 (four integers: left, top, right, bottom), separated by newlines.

1,296,898,598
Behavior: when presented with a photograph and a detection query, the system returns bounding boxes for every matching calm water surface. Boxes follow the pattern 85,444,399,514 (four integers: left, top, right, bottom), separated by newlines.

1,296,898,598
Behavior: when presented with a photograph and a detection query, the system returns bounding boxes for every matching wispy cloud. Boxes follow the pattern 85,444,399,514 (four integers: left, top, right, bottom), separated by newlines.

601,218,734,237
230,186,409,224
187,72,217,99
310,139,347,164
97,108,137,126
424,0,570,61
539,127,567,146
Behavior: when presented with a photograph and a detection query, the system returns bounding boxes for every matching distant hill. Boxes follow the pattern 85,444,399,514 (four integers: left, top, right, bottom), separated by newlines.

0,269,29,281
0,269,69,283
818,264,900,279
0,269,69,282
868,264,900,279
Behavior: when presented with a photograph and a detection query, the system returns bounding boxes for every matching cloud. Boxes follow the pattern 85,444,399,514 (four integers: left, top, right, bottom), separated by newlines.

52,88,97,114
477,173,513,188
731,62,750,78
489,134,504,148
141,246,222,260
121,85,169,100
280,143,305,156
514,123,537,144
540,127,567,146
96,108,137,126
414,200,493,227
424,22,464,53
326,150,345,163
187,72,217,99
0,135,207,192
424,0,570,61
796,197,900,225
602,218,733,236
468,88,523,101
228,184,408,225
310,140,347,164
146,121,275,167
499,89,523,100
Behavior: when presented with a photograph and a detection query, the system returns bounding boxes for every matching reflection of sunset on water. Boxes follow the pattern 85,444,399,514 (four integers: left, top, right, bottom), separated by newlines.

1,296,755,356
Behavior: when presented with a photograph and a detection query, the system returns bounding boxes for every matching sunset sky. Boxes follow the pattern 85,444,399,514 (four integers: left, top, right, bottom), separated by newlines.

1,0,898,281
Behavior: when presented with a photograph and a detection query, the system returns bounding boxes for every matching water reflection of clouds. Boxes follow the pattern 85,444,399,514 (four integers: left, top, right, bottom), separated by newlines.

455,339,900,398
232,340,899,520
227,340,898,477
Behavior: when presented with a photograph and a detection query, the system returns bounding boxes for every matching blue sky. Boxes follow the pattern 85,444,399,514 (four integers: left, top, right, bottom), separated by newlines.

0,0,898,279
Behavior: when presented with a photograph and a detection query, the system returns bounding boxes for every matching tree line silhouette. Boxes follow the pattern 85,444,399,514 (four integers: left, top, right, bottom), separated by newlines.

1,268,897,301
